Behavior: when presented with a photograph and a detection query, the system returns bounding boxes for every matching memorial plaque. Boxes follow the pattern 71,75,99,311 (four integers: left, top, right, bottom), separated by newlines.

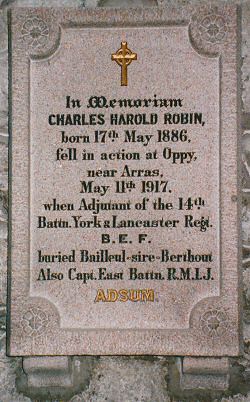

8,6,241,356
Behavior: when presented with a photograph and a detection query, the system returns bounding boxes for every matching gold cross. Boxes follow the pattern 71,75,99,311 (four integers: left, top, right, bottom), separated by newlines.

111,42,137,86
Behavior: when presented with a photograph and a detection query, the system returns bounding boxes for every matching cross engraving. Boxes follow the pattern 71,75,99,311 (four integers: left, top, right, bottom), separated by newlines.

111,42,137,86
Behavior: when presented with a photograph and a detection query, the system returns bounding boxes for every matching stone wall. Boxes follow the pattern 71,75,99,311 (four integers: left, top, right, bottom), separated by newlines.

0,0,249,401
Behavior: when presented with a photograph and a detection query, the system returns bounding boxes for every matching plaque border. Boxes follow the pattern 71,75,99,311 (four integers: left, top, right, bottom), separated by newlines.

7,5,242,356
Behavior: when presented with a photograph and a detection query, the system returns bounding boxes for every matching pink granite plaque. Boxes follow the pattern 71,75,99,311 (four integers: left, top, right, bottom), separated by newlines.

8,6,241,356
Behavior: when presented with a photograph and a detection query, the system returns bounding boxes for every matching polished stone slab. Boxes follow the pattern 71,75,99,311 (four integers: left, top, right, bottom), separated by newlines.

8,5,241,356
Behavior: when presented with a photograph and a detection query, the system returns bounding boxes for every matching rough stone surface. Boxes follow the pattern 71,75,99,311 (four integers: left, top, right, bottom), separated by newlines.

183,357,230,375
100,0,157,6
242,3,250,112
0,0,250,401
1,0,85,6
70,357,170,402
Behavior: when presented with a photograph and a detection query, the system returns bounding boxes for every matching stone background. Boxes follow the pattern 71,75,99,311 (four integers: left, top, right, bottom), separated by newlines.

0,0,250,401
